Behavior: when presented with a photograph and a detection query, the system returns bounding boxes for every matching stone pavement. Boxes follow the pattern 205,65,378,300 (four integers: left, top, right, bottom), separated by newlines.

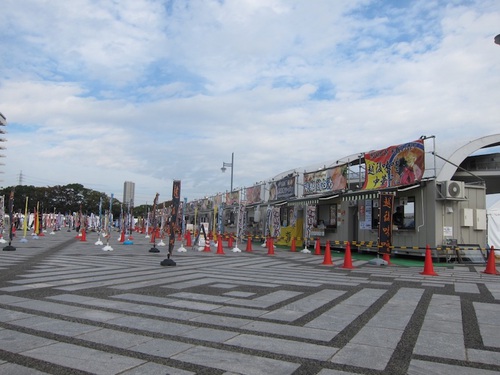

1,230,500,374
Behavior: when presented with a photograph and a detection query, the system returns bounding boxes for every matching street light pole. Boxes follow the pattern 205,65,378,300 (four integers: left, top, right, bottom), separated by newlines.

221,152,234,192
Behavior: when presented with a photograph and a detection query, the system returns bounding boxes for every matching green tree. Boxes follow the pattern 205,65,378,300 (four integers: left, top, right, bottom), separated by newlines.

0,184,121,217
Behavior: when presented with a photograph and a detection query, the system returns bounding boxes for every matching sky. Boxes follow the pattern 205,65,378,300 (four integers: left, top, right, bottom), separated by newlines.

1,0,499,207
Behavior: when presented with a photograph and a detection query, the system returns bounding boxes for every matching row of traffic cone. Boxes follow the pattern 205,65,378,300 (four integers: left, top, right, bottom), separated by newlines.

85,228,500,276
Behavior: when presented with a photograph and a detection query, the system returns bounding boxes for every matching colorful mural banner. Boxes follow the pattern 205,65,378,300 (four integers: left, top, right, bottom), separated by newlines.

303,165,348,195
225,190,240,206
363,139,425,190
245,185,262,205
213,194,223,207
378,193,394,255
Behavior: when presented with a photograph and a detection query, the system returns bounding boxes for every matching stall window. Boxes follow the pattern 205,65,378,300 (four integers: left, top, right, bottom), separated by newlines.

318,204,337,228
394,197,415,230
372,199,379,228
280,206,289,226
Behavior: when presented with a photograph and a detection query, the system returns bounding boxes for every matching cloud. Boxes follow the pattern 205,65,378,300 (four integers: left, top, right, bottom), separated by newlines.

1,0,499,205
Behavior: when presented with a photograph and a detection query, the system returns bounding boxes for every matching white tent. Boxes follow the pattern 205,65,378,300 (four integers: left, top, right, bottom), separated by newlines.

487,199,500,252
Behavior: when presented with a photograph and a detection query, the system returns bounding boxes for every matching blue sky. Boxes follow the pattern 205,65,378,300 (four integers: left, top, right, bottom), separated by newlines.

1,0,499,206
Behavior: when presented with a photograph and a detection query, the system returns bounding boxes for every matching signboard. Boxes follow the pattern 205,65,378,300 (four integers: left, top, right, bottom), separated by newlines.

378,193,394,255
363,139,425,190
268,175,296,201
303,165,347,195
245,185,262,204
225,190,240,206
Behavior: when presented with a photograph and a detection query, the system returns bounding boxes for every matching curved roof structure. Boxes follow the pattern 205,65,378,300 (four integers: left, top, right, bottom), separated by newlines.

436,134,500,182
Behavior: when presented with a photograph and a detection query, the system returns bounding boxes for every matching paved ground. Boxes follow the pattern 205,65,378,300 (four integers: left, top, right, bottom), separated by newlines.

1,229,500,375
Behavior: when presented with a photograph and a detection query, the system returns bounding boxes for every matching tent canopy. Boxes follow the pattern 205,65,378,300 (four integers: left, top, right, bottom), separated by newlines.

488,199,500,250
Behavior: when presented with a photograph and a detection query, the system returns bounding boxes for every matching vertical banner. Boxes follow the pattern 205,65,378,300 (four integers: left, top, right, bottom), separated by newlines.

169,180,181,257
8,190,15,245
272,207,281,238
305,205,316,242
378,193,394,255
0,196,4,240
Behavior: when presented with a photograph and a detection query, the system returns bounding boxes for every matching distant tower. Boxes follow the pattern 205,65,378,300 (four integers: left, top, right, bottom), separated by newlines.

123,181,135,208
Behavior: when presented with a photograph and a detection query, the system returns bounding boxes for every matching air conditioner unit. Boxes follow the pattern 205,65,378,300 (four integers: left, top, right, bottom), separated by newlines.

442,181,465,199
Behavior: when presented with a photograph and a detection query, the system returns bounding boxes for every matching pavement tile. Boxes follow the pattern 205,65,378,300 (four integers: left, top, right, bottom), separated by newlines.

120,362,195,375
0,362,50,374
350,326,404,349
330,343,393,370
128,338,194,358
75,328,155,349
3,231,500,374
171,345,301,375
22,342,146,375
225,333,338,360
413,330,465,360
0,307,34,322
0,329,57,353
12,315,101,337
407,359,500,374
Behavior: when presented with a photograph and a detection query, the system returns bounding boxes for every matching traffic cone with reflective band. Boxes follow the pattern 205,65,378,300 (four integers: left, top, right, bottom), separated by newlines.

420,245,438,276
483,246,499,275
314,238,321,255
290,237,296,252
246,236,253,252
267,237,275,255
342,242,354,269
322,241,334,266
216,237,225,255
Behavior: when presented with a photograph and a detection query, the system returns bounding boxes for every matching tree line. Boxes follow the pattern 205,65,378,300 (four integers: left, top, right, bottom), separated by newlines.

0,184,154,218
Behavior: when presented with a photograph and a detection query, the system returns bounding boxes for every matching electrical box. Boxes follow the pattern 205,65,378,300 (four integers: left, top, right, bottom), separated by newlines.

474,209,486,230
461,208,473,227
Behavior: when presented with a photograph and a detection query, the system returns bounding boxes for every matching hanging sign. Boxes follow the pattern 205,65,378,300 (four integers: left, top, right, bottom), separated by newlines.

378,193,394,255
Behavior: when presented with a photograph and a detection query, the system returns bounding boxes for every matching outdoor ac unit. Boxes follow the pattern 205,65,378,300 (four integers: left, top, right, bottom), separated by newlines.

442,181,465,199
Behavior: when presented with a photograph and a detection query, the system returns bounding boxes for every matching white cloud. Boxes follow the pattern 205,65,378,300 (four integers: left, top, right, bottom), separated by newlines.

1,0,499,205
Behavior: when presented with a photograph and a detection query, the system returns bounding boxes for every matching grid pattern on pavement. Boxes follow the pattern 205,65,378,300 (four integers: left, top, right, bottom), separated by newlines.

0,230,500,374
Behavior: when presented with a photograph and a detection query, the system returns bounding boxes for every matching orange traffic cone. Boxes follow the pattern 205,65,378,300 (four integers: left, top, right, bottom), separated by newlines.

383,252,391,265
186,231,192,247
420,245,438,276
483,246,499,275
290,237,296,252
322,241,334,266
203,238,211,252
80,227,87,242
342,241,354,269
314,238,321,255
267,237,275,255
246,236,253,252
216,237,225,255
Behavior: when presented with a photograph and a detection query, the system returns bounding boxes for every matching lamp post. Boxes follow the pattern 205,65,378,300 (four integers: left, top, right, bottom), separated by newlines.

221,152,234,192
